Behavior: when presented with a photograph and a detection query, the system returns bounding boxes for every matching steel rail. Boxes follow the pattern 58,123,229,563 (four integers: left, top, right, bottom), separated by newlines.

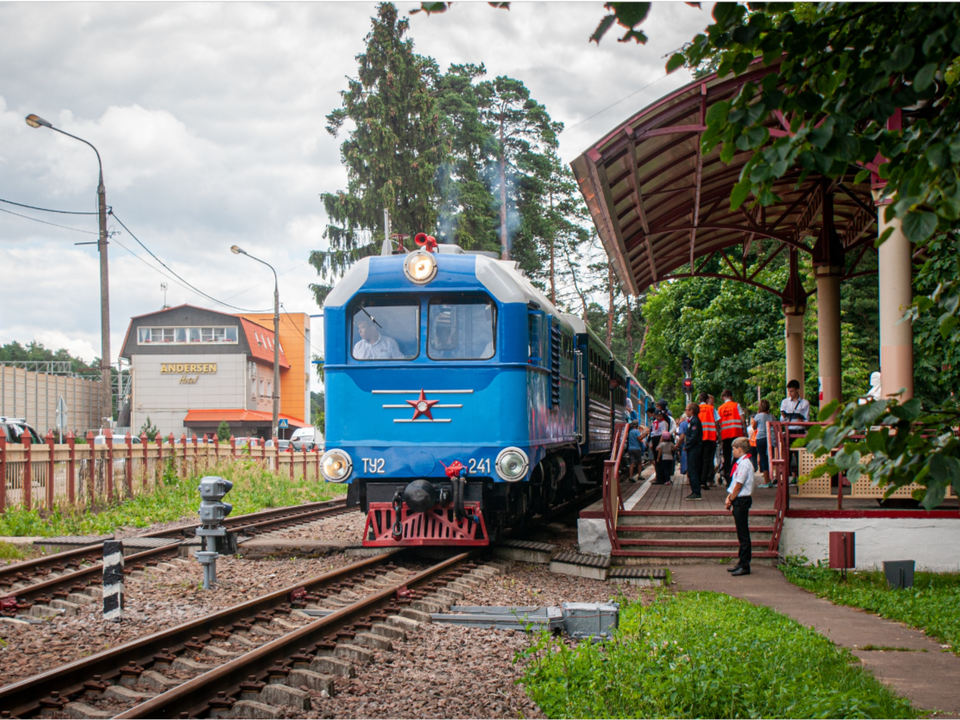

0,549,405,718
117,551,473,719
0,498,347,584
1,500,352,606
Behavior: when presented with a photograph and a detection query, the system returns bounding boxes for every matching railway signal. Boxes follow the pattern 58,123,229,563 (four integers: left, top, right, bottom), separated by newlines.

197,476,234,590
681,356,693,404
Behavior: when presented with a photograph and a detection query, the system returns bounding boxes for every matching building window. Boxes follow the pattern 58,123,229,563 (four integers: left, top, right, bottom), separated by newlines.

138,325,239,345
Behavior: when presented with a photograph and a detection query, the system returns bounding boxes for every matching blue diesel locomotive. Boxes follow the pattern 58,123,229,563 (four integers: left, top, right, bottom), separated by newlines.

320,239,651,547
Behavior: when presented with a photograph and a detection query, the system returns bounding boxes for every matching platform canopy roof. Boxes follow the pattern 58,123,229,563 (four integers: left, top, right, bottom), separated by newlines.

570,62,879,300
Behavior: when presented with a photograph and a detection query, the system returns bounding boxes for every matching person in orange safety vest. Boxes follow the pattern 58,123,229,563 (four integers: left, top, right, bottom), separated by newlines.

718,389,746,484
697,392,718,489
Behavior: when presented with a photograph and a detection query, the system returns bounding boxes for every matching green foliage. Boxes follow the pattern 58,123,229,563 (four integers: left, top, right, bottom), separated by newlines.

0,541,30,562
782,557,960,656
0,461,347,537
0,340,98,375
311,391,325,434
521,591,915,718
311,2,445,302
139,416,159,442
216,420,231,443
797,395,960,508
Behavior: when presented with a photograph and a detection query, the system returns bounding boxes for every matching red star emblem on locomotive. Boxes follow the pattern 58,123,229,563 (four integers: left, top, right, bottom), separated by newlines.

406,389,440,420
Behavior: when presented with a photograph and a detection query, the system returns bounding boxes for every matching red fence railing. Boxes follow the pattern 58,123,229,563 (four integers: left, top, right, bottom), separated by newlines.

603,422,628,552
0,430,323,514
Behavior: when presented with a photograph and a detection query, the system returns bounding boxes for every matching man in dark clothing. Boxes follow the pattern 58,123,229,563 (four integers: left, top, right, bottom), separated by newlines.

683,402,704,500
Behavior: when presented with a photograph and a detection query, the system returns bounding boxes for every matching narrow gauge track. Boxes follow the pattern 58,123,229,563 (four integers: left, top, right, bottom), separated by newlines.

0,549,482,719
0,499,352,610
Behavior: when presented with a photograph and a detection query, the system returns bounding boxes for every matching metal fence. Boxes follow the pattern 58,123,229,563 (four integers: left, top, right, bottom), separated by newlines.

0,431,325,513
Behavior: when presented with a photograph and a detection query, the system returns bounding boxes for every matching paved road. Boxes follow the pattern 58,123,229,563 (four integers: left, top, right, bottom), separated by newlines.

670,563,960,716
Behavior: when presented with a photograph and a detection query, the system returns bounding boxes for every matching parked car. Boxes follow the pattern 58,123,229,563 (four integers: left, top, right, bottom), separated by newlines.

92,434,142,445
0,417,44,444
291,439,321,451
265,439,291,451
235,437,262,449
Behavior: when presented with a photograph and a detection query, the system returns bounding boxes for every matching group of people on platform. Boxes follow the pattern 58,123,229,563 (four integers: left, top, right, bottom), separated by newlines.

622,380,811,576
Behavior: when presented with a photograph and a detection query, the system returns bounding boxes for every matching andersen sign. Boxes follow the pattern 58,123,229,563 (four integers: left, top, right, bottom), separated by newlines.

161,363,218,374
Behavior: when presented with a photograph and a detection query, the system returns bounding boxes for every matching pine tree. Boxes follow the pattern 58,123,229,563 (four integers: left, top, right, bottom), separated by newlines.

216,420,231,443
477,76,561,261
311,2,445,305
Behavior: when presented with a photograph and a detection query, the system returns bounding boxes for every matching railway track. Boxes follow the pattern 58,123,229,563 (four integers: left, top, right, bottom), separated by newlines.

0,549,487,719
0,498,352,612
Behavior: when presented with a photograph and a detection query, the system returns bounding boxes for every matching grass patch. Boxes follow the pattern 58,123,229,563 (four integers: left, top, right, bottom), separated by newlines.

782,556,960,656
519,591,916,719
0,460,347,537
0,541,31,562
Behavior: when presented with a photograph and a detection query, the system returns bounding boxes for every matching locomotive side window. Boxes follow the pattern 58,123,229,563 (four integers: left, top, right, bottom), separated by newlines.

351,301,419,360
427,297,495,360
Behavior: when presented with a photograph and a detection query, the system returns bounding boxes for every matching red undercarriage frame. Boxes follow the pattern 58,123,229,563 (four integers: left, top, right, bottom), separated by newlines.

363,501,489,547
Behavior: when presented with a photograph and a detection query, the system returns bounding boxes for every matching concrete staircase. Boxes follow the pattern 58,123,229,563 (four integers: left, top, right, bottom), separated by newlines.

612,509,779,565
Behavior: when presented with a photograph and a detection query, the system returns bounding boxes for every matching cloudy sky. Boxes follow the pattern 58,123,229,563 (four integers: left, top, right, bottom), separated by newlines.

0,1,712,390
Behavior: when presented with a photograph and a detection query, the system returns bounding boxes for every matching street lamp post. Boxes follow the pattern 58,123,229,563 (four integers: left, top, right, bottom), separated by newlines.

26,114,113,427
230,246,280,439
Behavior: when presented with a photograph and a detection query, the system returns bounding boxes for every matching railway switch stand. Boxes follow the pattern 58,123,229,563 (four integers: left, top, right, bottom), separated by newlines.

197,476,234,590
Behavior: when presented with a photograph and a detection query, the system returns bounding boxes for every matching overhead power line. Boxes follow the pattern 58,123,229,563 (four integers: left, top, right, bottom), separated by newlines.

0,205,99,235
109,211,271,314
0,196,98,215
564,72,672,132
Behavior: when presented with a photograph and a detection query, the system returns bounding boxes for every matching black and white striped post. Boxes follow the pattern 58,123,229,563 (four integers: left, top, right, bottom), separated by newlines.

102,540,124,622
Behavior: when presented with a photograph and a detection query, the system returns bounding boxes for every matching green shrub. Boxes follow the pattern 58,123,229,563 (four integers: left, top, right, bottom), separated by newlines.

216,420,231,442
782,556,960,656
0,460,346,537
520,592,916,719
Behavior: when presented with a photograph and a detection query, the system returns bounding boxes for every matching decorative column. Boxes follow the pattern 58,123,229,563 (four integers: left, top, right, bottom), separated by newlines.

876,207,914,400
813,186,844,409
782,248,807,396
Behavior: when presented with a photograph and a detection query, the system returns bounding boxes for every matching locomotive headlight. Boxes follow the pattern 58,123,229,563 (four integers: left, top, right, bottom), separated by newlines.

404,251,437,284
320,449,352,482
495,447,529,482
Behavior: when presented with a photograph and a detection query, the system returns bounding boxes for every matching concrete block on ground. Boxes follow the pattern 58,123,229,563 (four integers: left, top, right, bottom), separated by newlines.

577,517,613,556
608,567,668,587
203,645,243,659
411,599,446,613
63,702,113,719
138,670,180,691
102,684,155,702
249,624,283,638
238,538,352,559
83,586,104,599
227,633,260,647
386,615,420,632
259,683,311,711
371,622,405,641
400,608,431,623
228,700,282,719
344,546,391,557
310,655,355,678
550,551,610,581
335,643,374,664
494,539,557,564
172,656,218,673
28,604,65,618
354,631,392,651
67,592,97,605
288,669,334,694
49,599,80,615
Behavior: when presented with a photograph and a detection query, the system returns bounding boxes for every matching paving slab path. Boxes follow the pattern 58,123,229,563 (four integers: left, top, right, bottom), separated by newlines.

670,564,960,716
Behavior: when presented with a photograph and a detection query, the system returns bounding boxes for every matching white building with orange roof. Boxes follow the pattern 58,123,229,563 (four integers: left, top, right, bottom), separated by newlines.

119,305,311,438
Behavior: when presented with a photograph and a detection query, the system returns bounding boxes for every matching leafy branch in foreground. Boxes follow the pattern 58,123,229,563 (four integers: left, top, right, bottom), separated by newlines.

796,397,960,510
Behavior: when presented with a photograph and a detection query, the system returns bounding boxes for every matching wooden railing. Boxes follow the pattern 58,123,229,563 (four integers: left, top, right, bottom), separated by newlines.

602,422,629,552
0,430,324,514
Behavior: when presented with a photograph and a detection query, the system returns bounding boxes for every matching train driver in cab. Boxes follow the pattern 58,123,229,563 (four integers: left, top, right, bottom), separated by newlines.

353,313,403,359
